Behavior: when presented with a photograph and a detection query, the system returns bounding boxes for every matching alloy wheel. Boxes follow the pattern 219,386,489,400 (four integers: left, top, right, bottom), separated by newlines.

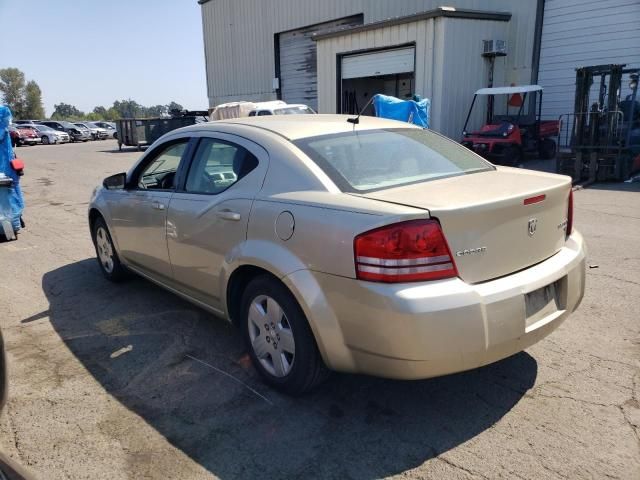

95,226,114,273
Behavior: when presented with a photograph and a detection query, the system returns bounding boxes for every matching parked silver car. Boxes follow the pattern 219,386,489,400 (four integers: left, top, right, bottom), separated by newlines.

38,121,91,142
89,115,586,395
33,124,70,144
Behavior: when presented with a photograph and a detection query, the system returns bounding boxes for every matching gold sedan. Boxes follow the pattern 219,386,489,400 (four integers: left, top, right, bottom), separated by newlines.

89,115,586,394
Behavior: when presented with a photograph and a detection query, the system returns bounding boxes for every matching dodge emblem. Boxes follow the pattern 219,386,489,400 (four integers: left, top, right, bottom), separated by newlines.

528,218,538,236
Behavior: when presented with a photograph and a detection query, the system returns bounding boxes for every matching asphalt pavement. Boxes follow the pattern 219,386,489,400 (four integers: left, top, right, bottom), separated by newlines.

0,140,638,479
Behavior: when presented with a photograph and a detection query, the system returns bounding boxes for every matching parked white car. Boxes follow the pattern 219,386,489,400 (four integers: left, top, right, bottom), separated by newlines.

248,103,315,116
74,122,108,140
90,121,117,139
210,100,315,120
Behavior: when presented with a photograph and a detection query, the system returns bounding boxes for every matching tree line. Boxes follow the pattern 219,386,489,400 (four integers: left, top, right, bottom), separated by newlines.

0,68,45,119
50,100,184,121
0,67,184,121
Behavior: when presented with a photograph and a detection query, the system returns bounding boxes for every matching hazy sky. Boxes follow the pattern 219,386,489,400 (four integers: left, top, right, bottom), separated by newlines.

0,0,207,116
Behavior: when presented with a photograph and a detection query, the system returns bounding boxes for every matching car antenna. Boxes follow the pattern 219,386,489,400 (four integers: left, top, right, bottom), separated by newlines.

347,95,375,125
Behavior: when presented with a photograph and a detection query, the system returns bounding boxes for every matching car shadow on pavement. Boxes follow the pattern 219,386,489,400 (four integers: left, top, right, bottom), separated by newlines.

42,259,537,479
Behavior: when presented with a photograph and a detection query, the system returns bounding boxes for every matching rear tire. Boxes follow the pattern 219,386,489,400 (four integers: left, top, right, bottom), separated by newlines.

41,135,50,145
539,138,556,160
240,275,329,395
502,145,522,167
91,217,127,282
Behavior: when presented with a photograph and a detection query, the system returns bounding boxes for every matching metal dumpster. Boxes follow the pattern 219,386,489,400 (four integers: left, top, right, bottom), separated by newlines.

115,112,208,151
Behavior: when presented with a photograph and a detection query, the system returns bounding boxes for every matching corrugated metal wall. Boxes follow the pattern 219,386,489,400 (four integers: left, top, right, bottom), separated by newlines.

437,18,509,137
316,17,507,138
200,0,538,108
538,0,640,120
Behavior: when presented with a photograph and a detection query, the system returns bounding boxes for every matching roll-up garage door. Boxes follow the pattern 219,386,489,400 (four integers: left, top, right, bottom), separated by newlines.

278,15,363,111
341,47,415,80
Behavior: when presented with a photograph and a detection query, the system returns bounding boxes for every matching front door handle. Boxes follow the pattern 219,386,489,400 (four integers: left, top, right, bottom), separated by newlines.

216,210,241,221
152,201,165,210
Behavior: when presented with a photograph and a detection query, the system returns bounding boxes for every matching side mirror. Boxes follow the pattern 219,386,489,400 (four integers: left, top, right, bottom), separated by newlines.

103,172,126,190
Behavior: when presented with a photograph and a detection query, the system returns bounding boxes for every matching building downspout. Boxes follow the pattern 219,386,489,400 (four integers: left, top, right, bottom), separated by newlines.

530,0,546,115
429,18,437,129
200,4,213,110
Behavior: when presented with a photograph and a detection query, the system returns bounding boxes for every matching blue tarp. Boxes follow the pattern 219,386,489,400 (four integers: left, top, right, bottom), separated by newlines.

0,106,24,231
373,94,430,128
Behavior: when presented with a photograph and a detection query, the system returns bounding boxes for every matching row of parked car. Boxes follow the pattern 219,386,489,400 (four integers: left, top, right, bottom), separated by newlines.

9,120,117,147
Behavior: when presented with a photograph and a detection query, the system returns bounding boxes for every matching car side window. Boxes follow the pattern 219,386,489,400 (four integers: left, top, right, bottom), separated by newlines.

248,111,256,117
184,138,258,194
257,110,272,116
137,141,188,190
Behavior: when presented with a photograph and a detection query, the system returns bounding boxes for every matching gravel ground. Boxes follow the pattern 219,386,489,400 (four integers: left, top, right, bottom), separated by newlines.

0,140,638,479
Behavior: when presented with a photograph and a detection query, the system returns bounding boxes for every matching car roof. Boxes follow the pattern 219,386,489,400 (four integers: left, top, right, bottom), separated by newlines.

184,114,420,140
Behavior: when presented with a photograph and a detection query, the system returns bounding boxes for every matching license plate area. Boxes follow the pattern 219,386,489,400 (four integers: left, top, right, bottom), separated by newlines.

525,279,563,328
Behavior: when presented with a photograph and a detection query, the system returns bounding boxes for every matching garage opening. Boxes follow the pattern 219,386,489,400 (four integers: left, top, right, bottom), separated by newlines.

277,15,363,112
339,46,415,115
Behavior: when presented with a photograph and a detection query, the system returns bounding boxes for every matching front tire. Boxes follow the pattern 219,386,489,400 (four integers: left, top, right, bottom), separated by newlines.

91,217,127,281
539,138,556,160
241,276,329,395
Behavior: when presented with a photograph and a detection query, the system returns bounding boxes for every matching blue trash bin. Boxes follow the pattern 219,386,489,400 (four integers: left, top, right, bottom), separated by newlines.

0,175,16,240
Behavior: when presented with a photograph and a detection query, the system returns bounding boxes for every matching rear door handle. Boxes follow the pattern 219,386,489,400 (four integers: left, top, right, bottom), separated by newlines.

152,201,165,210
216,210,241,221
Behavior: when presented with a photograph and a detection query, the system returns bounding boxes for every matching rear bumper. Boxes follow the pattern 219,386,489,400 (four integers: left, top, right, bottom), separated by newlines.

284,230,586,379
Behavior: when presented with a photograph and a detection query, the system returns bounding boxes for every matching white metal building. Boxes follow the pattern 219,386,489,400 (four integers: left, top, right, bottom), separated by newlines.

538,0,640,120
198,0,639,137
199,0,538,138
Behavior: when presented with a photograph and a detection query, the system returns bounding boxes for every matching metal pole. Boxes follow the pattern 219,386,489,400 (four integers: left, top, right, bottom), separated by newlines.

487,56,495,124
463,95,477,135
537,91,543,142
625,74,638,148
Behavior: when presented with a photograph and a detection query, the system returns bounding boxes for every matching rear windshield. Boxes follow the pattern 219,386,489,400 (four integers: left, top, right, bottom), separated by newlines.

294,128,494,192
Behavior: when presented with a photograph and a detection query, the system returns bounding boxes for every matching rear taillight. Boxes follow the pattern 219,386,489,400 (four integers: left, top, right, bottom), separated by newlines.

354,219,458,283
566,189,573,238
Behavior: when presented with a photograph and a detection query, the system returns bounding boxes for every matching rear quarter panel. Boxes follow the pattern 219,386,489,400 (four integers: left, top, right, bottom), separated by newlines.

246,192,428,278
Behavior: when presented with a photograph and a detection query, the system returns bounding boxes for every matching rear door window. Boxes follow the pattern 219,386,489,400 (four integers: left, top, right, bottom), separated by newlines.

184,138,258,194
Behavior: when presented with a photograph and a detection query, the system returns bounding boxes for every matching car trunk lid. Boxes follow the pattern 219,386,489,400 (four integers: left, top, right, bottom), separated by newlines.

356,167,572,284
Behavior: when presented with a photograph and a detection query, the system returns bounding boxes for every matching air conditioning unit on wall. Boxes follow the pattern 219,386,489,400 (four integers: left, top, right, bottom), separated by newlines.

482,39,507,57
